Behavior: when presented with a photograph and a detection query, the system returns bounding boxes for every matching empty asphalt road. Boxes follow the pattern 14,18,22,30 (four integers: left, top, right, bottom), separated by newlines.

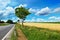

0,24,14,40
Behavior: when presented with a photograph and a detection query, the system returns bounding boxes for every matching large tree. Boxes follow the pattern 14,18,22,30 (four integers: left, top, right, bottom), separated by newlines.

15,7,30,26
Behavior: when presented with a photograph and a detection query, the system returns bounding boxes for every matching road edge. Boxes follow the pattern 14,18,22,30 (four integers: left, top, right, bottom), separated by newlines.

2,24,15,40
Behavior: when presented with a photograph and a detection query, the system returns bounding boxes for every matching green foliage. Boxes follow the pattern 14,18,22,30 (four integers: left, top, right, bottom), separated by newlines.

10,31,17,40
16,24,60,40
0,20,5,23
15,7,31,26
6,20,13,24
15,7,30,19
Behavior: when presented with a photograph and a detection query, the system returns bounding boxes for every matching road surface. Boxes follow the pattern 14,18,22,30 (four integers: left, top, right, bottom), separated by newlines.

0,24,14,40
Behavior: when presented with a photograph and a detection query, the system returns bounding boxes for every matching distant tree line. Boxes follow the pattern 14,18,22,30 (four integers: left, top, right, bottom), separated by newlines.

0,20,5,23
0,20,17,24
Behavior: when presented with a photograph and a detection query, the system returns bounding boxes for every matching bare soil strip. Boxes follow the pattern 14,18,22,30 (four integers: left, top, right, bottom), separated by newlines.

24,23,60,31
17,29,27,40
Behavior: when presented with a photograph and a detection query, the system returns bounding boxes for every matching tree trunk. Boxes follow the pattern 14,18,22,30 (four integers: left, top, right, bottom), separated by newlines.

22,19,24,27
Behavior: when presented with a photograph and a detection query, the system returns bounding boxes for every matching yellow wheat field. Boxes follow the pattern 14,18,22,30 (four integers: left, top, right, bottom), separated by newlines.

24,23,60,31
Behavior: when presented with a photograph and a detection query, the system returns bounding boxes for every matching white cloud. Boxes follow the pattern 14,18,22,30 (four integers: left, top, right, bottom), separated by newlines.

0,0,11,10
0,4,28,21
0,6,14,16
29,7,51,16
49,16,60,22
25,18,45,22
53,7,60,13
0,10,4,14
4,6,14,16
49,16,56,19
0,0,15,20
25,16,60,22
0,4,28,16
15,4,27,9
0,6,15,21
0,0,60,22
1,20,7,22
29,7,60,16
29,8,39,13
19,4,27,7
36,7,51,15
0,0,27,21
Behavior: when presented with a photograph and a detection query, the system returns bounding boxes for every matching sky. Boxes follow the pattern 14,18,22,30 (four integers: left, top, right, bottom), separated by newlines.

0,0,60,22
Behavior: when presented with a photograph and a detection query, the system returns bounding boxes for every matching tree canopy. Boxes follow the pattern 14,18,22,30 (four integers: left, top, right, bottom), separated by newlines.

15,7,31,26
15,7,30,19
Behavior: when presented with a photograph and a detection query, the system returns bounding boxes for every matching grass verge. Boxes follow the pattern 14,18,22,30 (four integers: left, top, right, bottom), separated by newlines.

16,23,60,40
0,23,9,26
10,25,18,40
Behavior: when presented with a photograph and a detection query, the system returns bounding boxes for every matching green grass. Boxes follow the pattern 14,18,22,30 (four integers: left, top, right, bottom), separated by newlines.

10,24,18,40
16,24,60,40
10,30,18,40
0,23,9,26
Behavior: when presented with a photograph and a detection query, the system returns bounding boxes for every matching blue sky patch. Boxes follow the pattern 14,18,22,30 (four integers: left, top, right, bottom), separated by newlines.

0,0,60,22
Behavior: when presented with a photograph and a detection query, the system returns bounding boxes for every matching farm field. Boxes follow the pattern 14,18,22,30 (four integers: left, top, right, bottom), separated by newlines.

16,23,60,40
24,23,60,31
